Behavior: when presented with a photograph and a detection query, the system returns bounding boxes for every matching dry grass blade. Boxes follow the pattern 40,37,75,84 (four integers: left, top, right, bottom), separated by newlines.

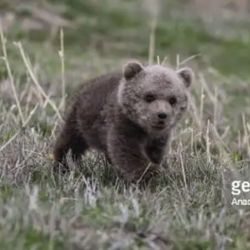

14,41,63,122
144,0,160,64
0,104,38,152
148,20,156,65
59,28,66,111
179,54,200,66
0,24,25,125
180,143,188,191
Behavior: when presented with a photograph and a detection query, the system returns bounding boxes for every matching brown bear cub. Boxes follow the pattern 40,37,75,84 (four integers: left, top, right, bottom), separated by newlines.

53,61,193,181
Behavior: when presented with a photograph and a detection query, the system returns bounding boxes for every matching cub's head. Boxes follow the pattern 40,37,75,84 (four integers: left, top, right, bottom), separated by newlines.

117,61,193,134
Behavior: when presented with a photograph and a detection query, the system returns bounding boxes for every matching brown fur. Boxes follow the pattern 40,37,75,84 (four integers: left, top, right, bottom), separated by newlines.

53,61,193,181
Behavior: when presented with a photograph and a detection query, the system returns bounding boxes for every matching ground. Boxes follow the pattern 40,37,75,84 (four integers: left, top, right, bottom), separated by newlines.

0,0,250,249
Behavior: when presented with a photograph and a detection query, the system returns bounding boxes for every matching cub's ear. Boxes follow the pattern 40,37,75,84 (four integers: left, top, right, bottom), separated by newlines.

123,61,143,80
177,67,194,88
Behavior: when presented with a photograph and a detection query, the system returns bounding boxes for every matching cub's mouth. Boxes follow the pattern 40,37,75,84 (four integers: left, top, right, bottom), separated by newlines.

152,121,166,130
152,126,165,131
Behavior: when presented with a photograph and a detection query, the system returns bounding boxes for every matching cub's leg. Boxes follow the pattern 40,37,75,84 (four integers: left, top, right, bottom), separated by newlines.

53,123,88,172
145,137,169,164
107,128,160,182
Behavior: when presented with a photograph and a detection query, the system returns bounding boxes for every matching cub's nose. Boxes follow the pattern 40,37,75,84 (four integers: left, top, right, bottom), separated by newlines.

158,112,167,119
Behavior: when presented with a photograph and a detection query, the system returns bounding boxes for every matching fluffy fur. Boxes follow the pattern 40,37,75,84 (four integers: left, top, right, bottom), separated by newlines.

53,61,193,181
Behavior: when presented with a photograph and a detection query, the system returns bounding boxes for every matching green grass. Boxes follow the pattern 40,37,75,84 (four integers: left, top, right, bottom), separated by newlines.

0,0,250,249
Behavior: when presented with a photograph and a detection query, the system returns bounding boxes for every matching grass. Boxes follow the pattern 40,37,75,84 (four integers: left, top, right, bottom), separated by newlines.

0,0,250,249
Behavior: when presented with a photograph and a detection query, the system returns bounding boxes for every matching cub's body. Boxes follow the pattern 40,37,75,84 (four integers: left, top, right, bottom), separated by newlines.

54,62,193,181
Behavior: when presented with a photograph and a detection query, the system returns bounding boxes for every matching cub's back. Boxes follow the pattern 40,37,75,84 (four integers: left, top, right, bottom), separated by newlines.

72,72,122,132
76,72,121,109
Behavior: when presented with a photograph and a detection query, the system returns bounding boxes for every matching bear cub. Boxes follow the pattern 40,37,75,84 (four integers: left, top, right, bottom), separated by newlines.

53,61,193,181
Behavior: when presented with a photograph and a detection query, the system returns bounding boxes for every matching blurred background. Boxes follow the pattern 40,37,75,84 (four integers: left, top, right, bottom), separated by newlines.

1,0,250,81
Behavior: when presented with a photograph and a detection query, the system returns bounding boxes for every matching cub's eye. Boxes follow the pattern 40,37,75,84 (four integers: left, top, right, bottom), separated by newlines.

144,94,156,103
169,96,177,106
